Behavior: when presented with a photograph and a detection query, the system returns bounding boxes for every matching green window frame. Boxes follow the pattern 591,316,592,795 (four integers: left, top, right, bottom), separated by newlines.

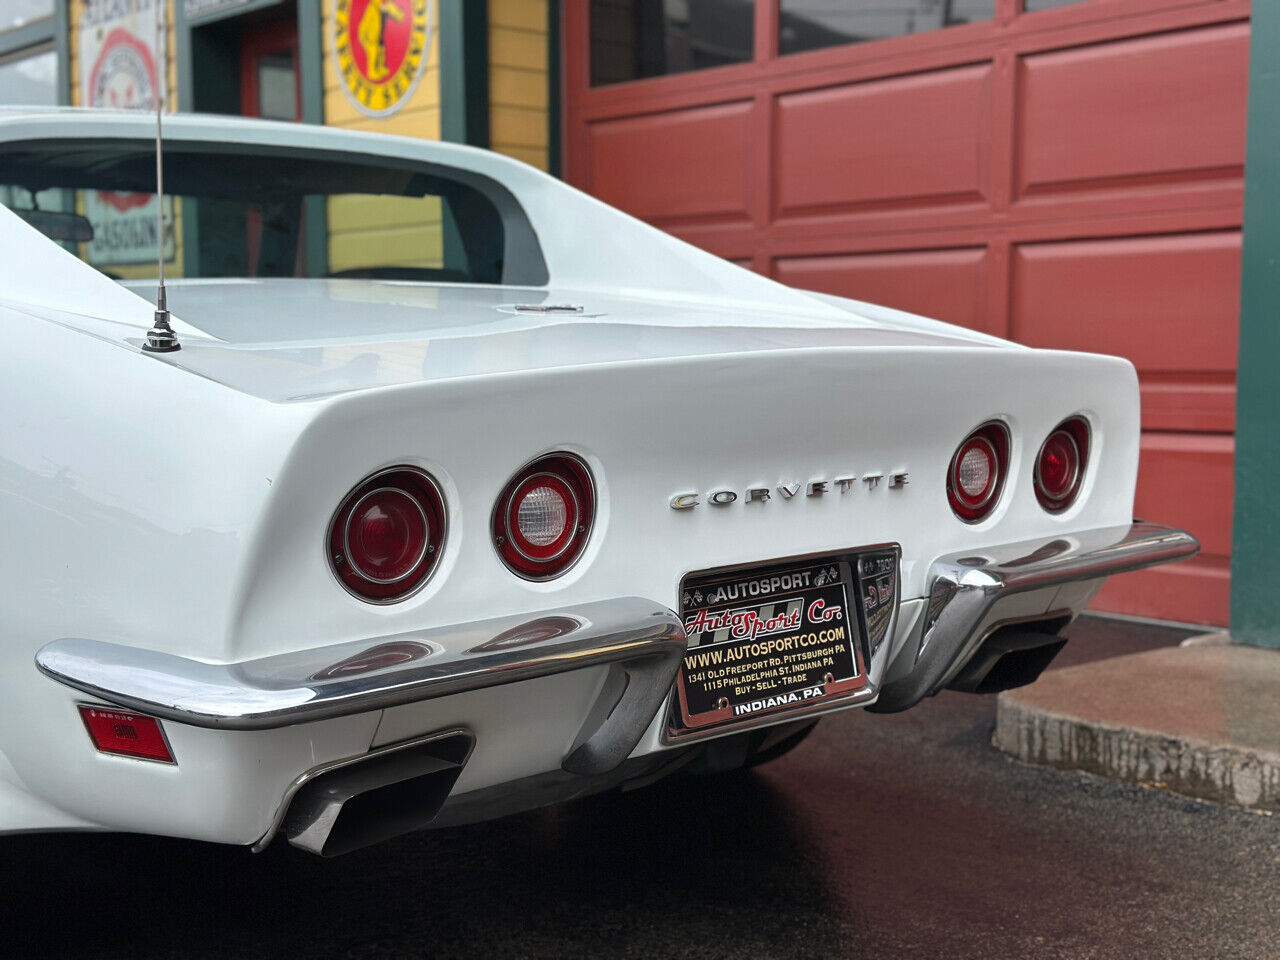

0,1,70,105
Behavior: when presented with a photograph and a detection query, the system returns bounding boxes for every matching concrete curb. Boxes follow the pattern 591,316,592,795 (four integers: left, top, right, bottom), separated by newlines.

995,697,1280,810
993,643,1280,812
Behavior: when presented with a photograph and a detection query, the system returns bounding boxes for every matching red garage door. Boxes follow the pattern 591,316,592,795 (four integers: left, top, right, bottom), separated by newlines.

563,0,1248,625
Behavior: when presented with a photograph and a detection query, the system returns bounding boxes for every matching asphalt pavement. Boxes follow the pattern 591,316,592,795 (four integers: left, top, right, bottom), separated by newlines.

4,615,1278,960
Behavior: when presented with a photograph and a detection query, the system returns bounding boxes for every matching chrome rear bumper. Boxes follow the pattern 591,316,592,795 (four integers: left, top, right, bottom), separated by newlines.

29,522,1198,855
35,598,686,777
871,521,1199,712
34,524,1197,773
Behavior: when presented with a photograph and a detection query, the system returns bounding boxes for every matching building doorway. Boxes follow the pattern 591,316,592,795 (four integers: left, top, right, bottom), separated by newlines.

240,16,300,122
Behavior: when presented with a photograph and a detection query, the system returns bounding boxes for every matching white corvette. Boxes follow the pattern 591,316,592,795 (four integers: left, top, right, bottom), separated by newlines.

0,108,1196,856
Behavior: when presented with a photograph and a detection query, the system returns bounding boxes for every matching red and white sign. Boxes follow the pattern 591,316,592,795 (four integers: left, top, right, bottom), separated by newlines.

78,0,174,266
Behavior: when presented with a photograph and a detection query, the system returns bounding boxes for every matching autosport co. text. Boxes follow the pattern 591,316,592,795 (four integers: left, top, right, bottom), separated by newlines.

683,596,843,642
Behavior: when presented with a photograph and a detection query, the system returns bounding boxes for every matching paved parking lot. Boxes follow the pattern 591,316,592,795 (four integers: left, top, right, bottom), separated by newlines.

4,616,1278,959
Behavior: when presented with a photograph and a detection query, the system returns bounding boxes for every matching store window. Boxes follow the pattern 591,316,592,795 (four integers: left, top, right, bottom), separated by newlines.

0,47,57,105
1,0,53,34
590,0,755,86
779,0,994,54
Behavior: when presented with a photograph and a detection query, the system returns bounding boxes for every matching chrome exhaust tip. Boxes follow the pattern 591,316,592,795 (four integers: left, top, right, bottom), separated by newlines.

283,729,474,857
947,616,1071,695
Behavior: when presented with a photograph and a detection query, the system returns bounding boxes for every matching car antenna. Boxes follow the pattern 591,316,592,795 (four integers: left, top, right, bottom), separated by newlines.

142,0,179,353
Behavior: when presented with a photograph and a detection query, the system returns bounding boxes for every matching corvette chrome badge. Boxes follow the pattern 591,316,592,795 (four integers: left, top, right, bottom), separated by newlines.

670,472,909,509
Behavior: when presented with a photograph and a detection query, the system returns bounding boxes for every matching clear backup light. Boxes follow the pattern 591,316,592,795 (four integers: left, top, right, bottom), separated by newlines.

956,440,995,501
947,421,1010,523
494,454,596,580
516,483,570,546
1035,417,1090,513
329,467,447,603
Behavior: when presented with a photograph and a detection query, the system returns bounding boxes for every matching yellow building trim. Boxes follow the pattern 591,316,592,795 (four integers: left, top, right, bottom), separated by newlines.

322,0,444,270
490,64,548,109
488,0,548,171
488,0,546,32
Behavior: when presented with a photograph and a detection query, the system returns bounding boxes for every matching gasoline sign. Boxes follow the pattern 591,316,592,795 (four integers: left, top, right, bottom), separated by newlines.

78,0,174,267
334,0,432,118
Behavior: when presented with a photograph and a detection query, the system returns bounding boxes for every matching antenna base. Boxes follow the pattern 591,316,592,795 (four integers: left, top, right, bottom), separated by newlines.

143,309,181,353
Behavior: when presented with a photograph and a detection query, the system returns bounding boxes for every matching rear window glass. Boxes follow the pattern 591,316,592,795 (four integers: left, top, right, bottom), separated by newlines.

0,140,545,285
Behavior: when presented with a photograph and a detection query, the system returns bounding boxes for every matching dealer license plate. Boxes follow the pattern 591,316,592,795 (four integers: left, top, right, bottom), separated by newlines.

671,554,874,734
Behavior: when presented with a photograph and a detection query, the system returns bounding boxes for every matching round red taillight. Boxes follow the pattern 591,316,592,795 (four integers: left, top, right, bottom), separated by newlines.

329,467,446,603
494,454,595,580
947,422,1009,522
1035,417,1089,513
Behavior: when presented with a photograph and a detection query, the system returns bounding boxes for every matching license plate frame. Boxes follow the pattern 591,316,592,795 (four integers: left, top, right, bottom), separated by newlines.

665,545,900,743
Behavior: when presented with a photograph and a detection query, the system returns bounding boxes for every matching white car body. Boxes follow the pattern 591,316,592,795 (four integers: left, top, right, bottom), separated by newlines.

0,109,1196,855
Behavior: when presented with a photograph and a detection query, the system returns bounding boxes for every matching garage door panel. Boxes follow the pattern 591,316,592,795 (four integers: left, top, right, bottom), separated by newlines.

586,100,754,222
1091,556,1229,626
775,64,993,216
773,247,988,331
1092,431,1233,625
1133,433,1234,558
1141,375,1235,433
1011,232,1240,370
1012,231,1240,435
1017,23,1249,198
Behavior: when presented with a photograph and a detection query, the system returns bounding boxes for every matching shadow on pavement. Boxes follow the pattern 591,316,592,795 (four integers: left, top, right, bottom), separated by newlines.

1,772,853,960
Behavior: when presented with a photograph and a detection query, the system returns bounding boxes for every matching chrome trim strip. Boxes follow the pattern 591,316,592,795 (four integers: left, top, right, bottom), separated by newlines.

870,521,1199,713
35,599,687,775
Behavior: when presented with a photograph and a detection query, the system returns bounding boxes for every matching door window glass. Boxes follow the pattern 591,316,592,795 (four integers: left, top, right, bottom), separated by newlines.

591,0,755,86
1,140,521,285
779,0,995,55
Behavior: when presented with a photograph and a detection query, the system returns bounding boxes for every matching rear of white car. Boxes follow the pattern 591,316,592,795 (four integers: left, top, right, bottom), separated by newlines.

0,110,1197,854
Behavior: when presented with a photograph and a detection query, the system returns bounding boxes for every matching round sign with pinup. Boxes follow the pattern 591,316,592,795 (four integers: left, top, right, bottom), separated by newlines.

334,0,433,118
89,27,157,111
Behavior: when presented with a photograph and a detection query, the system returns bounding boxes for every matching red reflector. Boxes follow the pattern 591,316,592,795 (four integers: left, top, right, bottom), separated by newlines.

78,705,174,763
